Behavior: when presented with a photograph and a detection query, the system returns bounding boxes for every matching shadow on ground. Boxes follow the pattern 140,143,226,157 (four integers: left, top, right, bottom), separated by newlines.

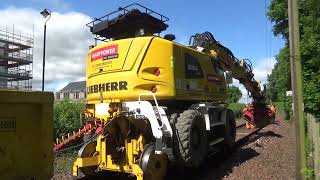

245,130,282,145
76,129,281,180
166,147,259,180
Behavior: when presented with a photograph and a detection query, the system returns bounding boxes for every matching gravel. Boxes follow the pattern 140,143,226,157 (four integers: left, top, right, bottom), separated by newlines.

221,115,296,180
53,115,296,180
167,115,296,180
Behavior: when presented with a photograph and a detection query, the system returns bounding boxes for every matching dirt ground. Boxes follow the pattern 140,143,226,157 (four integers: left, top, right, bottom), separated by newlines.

53,115,296,180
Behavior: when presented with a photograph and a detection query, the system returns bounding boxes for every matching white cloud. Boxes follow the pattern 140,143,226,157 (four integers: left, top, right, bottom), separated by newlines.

0,7,94,91
232,79,251,104
232,57,276,104
252,57,276,83
0,6,278,95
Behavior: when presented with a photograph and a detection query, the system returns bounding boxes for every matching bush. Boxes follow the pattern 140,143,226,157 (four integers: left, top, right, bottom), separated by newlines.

227,86,242,103
275,101,291,120
228,103,246,119
53,99,85,139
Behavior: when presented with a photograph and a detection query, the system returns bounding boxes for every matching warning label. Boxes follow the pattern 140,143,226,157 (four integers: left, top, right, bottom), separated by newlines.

91,45,119,62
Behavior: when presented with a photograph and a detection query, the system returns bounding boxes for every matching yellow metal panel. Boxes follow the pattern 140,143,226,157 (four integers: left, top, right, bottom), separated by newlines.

138,38,174,84
86,36,227,103
0,90,54,180
87,38,133,74
75,136,145,177
173,42,227,102
86,37,176,103
74,156,99,167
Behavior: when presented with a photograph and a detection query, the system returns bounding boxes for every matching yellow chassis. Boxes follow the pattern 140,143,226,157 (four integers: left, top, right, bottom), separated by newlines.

73,135,145,180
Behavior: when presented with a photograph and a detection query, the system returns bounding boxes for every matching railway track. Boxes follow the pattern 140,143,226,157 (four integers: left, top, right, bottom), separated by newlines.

56,121,267,180
236,122,246,128
165,121,267,180
235,121,264,147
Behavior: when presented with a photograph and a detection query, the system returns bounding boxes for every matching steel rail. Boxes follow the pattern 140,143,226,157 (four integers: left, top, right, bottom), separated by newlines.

235,122,265,147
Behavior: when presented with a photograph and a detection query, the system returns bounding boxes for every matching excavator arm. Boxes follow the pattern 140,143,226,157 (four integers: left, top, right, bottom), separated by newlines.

190,32,275,128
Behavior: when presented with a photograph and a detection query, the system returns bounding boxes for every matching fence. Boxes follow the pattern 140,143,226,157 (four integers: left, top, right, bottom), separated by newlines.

306,113,320,179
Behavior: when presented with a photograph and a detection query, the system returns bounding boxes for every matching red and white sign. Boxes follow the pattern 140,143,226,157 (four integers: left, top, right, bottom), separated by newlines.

91,45,118,62
207,74,222,82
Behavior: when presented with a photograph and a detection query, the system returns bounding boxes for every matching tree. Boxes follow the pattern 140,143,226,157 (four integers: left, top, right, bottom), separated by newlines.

227,86,242,103
53,99,85,139
268,0,320,116
267,47,292,111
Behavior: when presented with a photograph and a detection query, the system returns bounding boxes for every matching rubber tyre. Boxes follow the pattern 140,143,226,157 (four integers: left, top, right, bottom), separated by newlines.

175,110,207,167
223,109,236,147
167,113,178,162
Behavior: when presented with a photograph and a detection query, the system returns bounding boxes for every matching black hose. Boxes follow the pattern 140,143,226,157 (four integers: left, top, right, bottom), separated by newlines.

243,59,253,72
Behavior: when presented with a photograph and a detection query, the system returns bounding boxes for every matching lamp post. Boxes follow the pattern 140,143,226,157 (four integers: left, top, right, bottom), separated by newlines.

40,8,51,91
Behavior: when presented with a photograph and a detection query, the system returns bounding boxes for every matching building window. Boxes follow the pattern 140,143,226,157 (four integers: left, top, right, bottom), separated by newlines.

63,92,69,99
74,92,79,99
56,93,60,100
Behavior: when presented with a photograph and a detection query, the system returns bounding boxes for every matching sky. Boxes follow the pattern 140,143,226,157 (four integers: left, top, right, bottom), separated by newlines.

0,0,285,103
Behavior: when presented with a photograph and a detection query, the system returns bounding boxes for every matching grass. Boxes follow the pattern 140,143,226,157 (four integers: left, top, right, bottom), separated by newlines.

228,103,246,119
274,102,291,120
54,152,78,175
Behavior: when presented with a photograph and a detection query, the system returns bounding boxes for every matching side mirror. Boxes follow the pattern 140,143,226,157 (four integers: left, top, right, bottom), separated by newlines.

225,71,233,84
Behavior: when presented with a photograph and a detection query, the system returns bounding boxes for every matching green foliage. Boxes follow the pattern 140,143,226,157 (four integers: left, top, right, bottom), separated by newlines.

299,0,320,116
275,101,291,120
268,0,289,39
227,86,242,103
302,167,315,180
305,132,315,180
268,0,320,116
267,47,292,112
53,99,85,139
54,153,77,174
228,103,246,119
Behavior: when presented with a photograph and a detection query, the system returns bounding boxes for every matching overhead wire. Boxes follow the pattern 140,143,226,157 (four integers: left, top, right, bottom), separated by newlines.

265,0,273,103
265,0,268,64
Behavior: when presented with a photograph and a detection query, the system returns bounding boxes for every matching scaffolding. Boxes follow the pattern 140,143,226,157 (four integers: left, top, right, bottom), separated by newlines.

0,26,33,90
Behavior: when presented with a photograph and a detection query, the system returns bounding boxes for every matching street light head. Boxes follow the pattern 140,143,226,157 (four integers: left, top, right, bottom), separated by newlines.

40,8,51,18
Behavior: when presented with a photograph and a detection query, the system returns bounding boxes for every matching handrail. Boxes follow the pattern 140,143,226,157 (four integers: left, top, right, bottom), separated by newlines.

138,93,164,128
86,3,169,28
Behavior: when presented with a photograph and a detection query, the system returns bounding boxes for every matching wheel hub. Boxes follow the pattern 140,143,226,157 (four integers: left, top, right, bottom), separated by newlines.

139,144,168,180
78,141,98,176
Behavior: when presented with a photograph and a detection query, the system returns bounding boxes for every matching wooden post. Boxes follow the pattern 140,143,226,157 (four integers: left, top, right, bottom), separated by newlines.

288,0,307,179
